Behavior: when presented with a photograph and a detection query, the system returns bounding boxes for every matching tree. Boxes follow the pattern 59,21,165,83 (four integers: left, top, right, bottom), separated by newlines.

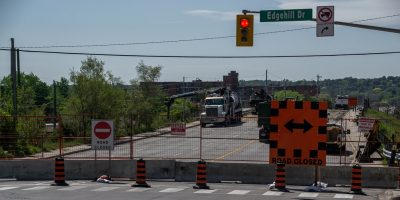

127,61,166,131
62,57,125,136
0,73,49,116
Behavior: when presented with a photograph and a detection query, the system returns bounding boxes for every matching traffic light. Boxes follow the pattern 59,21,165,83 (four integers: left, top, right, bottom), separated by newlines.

236,14,254,47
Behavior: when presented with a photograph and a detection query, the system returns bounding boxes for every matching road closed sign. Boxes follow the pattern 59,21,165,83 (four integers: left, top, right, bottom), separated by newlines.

269,100,328,166
92,120,114,150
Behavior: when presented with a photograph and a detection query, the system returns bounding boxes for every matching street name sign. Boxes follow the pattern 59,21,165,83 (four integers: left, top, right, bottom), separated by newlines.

92,120,114,150
260,9,312,22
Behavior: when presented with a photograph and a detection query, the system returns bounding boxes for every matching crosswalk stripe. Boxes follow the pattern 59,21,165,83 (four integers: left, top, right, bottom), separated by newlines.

22,186,51,191
58,185,88,191
159,188,185,193
263,191,284,196
227,190,251,195
334,194,354,199
194,189,217,194
126,188,152,192
298,192,319,198
0,186,19,191
91,187,120,191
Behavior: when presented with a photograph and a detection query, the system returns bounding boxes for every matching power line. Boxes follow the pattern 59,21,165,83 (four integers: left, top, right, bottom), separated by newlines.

2,14,399,49
1,48,399,59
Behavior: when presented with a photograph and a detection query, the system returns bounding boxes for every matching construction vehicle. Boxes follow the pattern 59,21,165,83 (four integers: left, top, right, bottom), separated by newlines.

326,123,346,154
249,88,272,114
200,88,242,127
334,95,358,110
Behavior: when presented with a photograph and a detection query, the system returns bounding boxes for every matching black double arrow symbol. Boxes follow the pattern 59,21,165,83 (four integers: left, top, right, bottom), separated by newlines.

284,119,313,133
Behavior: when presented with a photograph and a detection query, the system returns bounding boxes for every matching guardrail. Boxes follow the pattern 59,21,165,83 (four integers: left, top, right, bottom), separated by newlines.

382,148,400,160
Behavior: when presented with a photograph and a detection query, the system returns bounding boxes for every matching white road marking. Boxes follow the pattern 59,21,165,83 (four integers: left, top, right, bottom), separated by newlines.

194,189,217,194
0,186,19,191
227,190,251,195
126,188,151,192
263,191,284,196
159,188,185,193
58,185,88,191
91,187,120,191
22,186,51,191
298,192,319,198
334,194,354,199
95,128,110,132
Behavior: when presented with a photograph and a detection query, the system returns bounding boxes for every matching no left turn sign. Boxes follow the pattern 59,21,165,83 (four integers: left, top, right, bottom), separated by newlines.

92,120,114,150
317,6,334,24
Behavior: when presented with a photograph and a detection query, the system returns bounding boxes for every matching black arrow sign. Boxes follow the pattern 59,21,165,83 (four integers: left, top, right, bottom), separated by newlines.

321,26,329,34
284,119,313,133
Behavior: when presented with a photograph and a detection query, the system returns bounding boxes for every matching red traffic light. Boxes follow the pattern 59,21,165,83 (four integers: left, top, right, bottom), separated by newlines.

240,19,249,28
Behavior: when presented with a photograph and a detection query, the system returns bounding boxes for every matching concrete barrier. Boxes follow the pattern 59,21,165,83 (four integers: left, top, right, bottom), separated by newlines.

0,160,53,180
0,160,397,188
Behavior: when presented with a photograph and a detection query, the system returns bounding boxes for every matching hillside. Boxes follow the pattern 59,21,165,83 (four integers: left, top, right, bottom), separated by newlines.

241,76,400,107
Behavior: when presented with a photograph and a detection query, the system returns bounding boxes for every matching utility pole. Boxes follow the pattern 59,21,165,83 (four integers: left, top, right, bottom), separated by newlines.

53,81,57,133
10,38,17,118
182,76,185,122
316,74,322,98
17,49,21,86
265,69,268,93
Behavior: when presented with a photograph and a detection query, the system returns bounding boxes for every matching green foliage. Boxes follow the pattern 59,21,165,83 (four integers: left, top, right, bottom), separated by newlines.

169,99,199,122
126,61,167,132
0,147,12,158
0,73,49,115
365,109,400,142
273,90,304,101
62,57,125,136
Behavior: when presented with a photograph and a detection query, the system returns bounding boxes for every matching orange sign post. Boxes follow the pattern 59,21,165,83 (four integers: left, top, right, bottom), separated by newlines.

269,100,328,166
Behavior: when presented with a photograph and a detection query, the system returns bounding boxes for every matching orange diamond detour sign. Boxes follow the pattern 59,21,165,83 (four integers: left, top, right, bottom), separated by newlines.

269,100,328,166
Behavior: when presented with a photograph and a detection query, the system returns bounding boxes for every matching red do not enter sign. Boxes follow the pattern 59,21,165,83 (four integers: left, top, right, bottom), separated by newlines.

93,121,112,139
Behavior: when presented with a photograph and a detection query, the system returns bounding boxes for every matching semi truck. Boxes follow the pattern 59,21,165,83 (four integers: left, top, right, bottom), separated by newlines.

200,88,242,127
334,95,358,109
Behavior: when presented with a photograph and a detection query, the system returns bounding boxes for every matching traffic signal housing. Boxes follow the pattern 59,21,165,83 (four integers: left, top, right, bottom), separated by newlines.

236,14,254,47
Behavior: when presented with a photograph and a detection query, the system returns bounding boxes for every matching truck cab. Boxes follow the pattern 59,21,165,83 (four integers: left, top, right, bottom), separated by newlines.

200,97,227,127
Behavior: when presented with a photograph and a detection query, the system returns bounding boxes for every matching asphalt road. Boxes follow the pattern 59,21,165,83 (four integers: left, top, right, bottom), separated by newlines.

66,117,268,162
0,180,387,200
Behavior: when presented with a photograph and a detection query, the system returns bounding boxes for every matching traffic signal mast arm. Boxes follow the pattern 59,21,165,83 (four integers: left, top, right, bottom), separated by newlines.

331,20,400,34
241,9,400,34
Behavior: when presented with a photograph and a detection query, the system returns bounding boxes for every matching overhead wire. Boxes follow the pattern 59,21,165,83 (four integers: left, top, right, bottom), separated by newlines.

1,13,398,49
0,48,399,59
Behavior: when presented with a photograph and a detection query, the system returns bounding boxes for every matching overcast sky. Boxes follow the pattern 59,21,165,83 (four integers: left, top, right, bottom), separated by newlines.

0,0,399,84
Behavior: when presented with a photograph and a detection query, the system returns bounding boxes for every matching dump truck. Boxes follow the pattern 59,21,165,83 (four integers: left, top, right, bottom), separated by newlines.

200,88,242,127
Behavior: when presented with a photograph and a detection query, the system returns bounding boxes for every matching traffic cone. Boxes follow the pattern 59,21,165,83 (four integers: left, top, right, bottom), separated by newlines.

193,160,210,189
350,164,364,194
132,159,150,187
275,163,287,191
51,157,69,186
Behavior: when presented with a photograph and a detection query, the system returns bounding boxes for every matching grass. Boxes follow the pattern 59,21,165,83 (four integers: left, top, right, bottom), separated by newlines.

365,109,400,142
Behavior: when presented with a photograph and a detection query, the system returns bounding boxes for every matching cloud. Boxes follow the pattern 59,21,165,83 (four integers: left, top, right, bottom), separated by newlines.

185,10,237,21
275,0,400,26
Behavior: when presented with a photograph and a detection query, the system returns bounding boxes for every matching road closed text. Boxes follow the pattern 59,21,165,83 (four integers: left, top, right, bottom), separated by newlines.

271,157,324,166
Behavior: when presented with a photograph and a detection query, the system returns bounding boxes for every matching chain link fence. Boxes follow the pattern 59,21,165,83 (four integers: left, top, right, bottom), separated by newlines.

0,114,395,166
